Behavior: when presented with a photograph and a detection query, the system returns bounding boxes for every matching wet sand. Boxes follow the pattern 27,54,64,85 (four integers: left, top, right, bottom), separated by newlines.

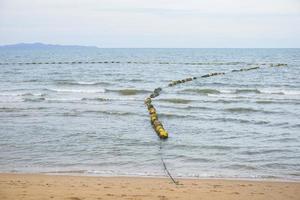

0,173,299,200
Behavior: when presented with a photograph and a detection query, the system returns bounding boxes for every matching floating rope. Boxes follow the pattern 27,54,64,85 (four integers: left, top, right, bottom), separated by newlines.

144,64,287,184
144,65,269,139
159,140,179,185
0,61,288,67
144,90,168,139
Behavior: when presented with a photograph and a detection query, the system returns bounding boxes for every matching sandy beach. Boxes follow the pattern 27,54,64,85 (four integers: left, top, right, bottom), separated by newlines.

0,173,299,200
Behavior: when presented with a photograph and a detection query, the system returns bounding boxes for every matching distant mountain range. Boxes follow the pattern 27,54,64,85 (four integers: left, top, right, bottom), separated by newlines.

0,43,99,50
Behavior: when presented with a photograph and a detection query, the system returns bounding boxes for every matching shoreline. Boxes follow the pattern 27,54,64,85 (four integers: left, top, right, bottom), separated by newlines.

1,173,299,200
3,171,300,183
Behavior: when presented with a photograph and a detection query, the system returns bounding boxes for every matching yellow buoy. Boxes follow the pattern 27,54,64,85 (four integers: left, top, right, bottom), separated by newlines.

153,120,162,127
144,97,151,105
149,107,156,114
150,115,158,123
159,129,168,139
155,125,164,133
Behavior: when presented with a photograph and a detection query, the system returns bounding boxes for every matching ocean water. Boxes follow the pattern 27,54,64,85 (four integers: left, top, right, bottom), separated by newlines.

0,48,299,180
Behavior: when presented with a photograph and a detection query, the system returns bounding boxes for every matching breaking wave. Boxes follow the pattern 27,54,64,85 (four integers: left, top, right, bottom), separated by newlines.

48,88,106,93
81,97,111,102
106,88,151,96
56,80,112,86
23,97,46,102
235,89,261,94
224,107,275,114
158,98,192,104
180,88,221,95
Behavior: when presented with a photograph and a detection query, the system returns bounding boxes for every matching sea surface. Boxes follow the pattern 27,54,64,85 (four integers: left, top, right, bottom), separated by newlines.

0,48,299,180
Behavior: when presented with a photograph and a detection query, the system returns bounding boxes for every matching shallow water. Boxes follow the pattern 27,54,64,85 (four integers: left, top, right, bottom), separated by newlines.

0,48,299,180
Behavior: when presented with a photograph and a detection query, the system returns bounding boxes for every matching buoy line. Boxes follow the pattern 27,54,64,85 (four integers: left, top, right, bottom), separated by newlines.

0,61,287,67
144,66,265,139
144,64,287,184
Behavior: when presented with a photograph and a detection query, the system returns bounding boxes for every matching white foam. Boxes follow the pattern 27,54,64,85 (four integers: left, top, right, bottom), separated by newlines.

49,88,106,93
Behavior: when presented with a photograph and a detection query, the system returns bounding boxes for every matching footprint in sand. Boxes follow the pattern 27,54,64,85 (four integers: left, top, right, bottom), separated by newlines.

69,197,82,200
158,195,168,200
231,192,240,195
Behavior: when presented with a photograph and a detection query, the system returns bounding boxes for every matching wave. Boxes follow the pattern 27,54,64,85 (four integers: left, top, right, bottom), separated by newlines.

261,163,299,169
235,89,261,94
180,87,299,96
159,98,192,104
224,107,275,114
288,124,300,128
181,88,220,95
23,97,45,102
82,110,136,116
46,110,137,117
0,107,21,112
225,107,260,113
106,88,151,96
56,80,111,86
253,89,300,95
23,79,40,83
20,92,46,97
46,99,82,103
48,88,106,93
158,113,194,119
130,79,144,82
61,112,79,117
161,105,213,111
201,144,237,150
225,164,257,170
115,78,145,82
255,100,275,104
240,149,292,155
81,97,111,102
263,137,297,143
174,155,214,162
213,117,269,125
171,143,238,151
0,107,47,112
266,92,285,95
213,99,237,104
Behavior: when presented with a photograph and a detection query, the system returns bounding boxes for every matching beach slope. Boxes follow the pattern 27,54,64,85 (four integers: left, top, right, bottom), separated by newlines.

0,173,299,200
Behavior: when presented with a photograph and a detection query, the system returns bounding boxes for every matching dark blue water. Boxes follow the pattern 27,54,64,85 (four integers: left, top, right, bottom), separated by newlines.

0,48,299,180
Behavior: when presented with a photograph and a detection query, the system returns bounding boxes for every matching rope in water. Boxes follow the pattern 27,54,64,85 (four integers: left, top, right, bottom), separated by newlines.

159,141,179,185
144,64,287,184
0,61,288,66
144,66,263,139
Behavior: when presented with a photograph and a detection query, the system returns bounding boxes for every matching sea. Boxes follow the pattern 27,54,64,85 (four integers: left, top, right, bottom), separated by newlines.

0,48,299,180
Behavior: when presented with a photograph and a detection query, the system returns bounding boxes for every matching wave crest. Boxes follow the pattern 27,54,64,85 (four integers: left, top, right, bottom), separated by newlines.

159,98,192,104
181,88,220,95
107,89,150,95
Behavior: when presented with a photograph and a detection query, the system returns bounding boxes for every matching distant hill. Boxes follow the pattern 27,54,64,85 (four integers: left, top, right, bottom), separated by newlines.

0,43,99,50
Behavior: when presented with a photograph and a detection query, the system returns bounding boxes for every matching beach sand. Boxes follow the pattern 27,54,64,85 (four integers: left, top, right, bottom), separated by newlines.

0,173,299,200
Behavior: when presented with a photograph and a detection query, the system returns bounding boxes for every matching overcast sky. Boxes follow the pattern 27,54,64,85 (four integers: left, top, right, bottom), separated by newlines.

0,0,299,47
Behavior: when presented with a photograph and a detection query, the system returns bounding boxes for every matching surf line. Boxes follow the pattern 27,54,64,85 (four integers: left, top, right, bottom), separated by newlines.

144,65,281,184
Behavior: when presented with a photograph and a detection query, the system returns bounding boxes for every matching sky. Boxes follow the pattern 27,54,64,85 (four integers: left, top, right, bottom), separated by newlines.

0,0,299,48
